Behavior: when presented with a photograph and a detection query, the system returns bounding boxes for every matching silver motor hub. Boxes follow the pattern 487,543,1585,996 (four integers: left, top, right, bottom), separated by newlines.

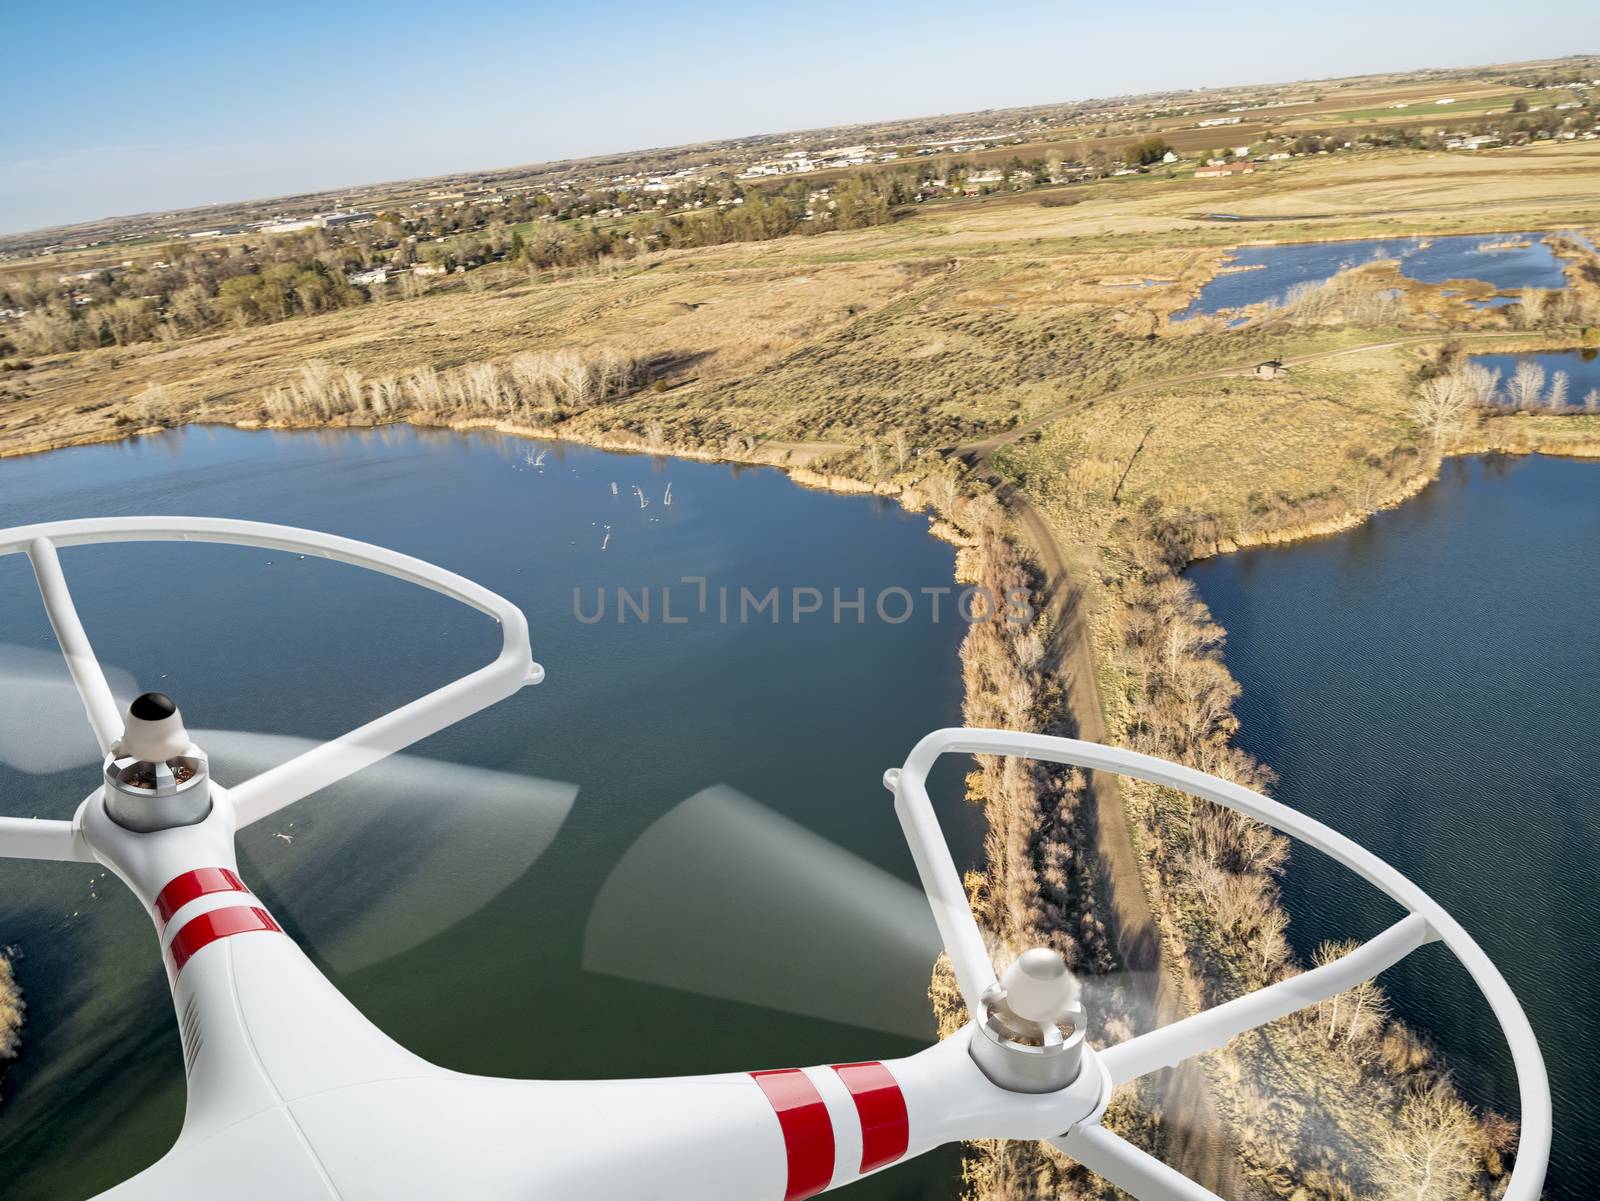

103,692,211,833
970,947,1087,1093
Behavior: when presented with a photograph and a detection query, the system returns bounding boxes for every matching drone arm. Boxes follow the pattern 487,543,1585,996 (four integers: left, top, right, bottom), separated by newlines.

1052,1125,1225,1201
1099,911,1433,1084
26,536,123,754
0,816,94,862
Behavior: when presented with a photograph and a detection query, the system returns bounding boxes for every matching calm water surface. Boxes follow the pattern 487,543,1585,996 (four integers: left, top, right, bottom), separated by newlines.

1470,348,1600,406
1177,232,1571,320
1189,454,1600,1201
0,426,975,1199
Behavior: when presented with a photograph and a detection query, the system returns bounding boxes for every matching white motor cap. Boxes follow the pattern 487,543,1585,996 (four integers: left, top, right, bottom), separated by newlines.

1000,947,1079,1024
118,692,191,761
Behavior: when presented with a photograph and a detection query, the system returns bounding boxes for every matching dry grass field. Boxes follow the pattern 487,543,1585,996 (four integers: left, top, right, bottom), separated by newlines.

7,141,1597,466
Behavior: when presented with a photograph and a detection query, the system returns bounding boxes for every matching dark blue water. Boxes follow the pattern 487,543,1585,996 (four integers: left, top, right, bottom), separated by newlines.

1471,349,1600,407
0,426,974,1200
1189,453,1600,1201
1177,232,1571,319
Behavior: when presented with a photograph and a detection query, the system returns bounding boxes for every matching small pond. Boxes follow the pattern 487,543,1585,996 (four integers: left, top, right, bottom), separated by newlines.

1176,232,1573,320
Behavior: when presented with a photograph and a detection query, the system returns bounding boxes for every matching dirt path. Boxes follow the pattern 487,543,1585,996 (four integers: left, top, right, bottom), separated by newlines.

1000,487,1243,1197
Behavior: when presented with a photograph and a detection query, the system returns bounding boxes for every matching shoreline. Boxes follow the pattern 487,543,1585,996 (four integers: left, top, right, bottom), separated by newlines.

1191,437,1600,561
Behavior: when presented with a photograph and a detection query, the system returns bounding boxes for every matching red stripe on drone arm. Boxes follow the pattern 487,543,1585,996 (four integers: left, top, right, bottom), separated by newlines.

168,906,281,974
750,1069,835,1201
831,1062,909,1173
154,867,248,925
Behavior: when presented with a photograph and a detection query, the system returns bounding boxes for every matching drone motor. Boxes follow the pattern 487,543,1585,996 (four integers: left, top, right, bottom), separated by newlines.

971,946,1087,1094
103,691,211,833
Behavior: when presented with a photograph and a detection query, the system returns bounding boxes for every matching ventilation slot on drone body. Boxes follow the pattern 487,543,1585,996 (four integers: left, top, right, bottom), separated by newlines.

180,993,204,1075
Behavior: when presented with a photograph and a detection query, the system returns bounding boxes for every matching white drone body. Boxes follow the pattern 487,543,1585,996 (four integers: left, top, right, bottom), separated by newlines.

0,517,1551,1201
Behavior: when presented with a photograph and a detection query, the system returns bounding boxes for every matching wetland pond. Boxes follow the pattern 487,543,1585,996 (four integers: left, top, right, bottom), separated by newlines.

1176,232,1574,320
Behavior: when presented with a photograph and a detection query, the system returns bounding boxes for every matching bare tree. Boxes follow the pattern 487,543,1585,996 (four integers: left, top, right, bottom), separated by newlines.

889,427,910,471
1547,369,1569,413
1455,362,1500,409
1513,286,1548,329
1507,360,1547,411
129,382,170,424
1408,375,1472,443
1372,1082,1478,1201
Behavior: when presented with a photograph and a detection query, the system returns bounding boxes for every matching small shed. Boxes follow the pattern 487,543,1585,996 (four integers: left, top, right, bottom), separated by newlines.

1253,360,1287,380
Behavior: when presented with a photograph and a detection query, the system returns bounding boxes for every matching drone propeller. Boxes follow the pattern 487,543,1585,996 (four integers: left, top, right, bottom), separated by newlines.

584,785,946,1039
0,643,136,776
0,647,577,978
198,730,577,976
582,784,1158,1042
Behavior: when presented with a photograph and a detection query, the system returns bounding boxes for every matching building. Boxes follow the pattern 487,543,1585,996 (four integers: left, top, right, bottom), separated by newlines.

319,211,375,229
1197,115,1243,128
1253,360,1286,380
1161,150,1180,163
1194,161,1255,178
347,267,388,287
260,218,320,234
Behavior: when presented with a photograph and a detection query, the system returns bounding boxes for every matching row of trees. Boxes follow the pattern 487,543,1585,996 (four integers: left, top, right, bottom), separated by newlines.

259,347,647,424
1411,359,1600,443
3,242,370,355
0,950,20,1061
1103,500,1515,1200
1269,269,1408,327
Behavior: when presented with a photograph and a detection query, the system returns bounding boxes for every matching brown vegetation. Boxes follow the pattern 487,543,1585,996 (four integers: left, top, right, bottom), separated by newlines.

258,347,647,425
0,949,21,1071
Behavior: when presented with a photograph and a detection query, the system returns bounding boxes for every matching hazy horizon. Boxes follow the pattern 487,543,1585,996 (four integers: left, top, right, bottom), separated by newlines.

4,0,1595,237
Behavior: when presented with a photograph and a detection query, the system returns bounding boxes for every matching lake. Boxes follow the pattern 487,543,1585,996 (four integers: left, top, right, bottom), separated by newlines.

0,426,976,1200
1176,232,1573,320
1469,348,1600,408
1189,453,1600,1201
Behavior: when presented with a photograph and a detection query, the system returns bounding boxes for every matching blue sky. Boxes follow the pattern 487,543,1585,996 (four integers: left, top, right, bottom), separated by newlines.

2,0,1592,234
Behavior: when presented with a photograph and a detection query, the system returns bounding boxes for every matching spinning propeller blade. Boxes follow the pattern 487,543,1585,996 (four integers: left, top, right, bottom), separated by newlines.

0,644,136,775
582,784,1153,1042
199,730,578,976
584,785,945,1038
